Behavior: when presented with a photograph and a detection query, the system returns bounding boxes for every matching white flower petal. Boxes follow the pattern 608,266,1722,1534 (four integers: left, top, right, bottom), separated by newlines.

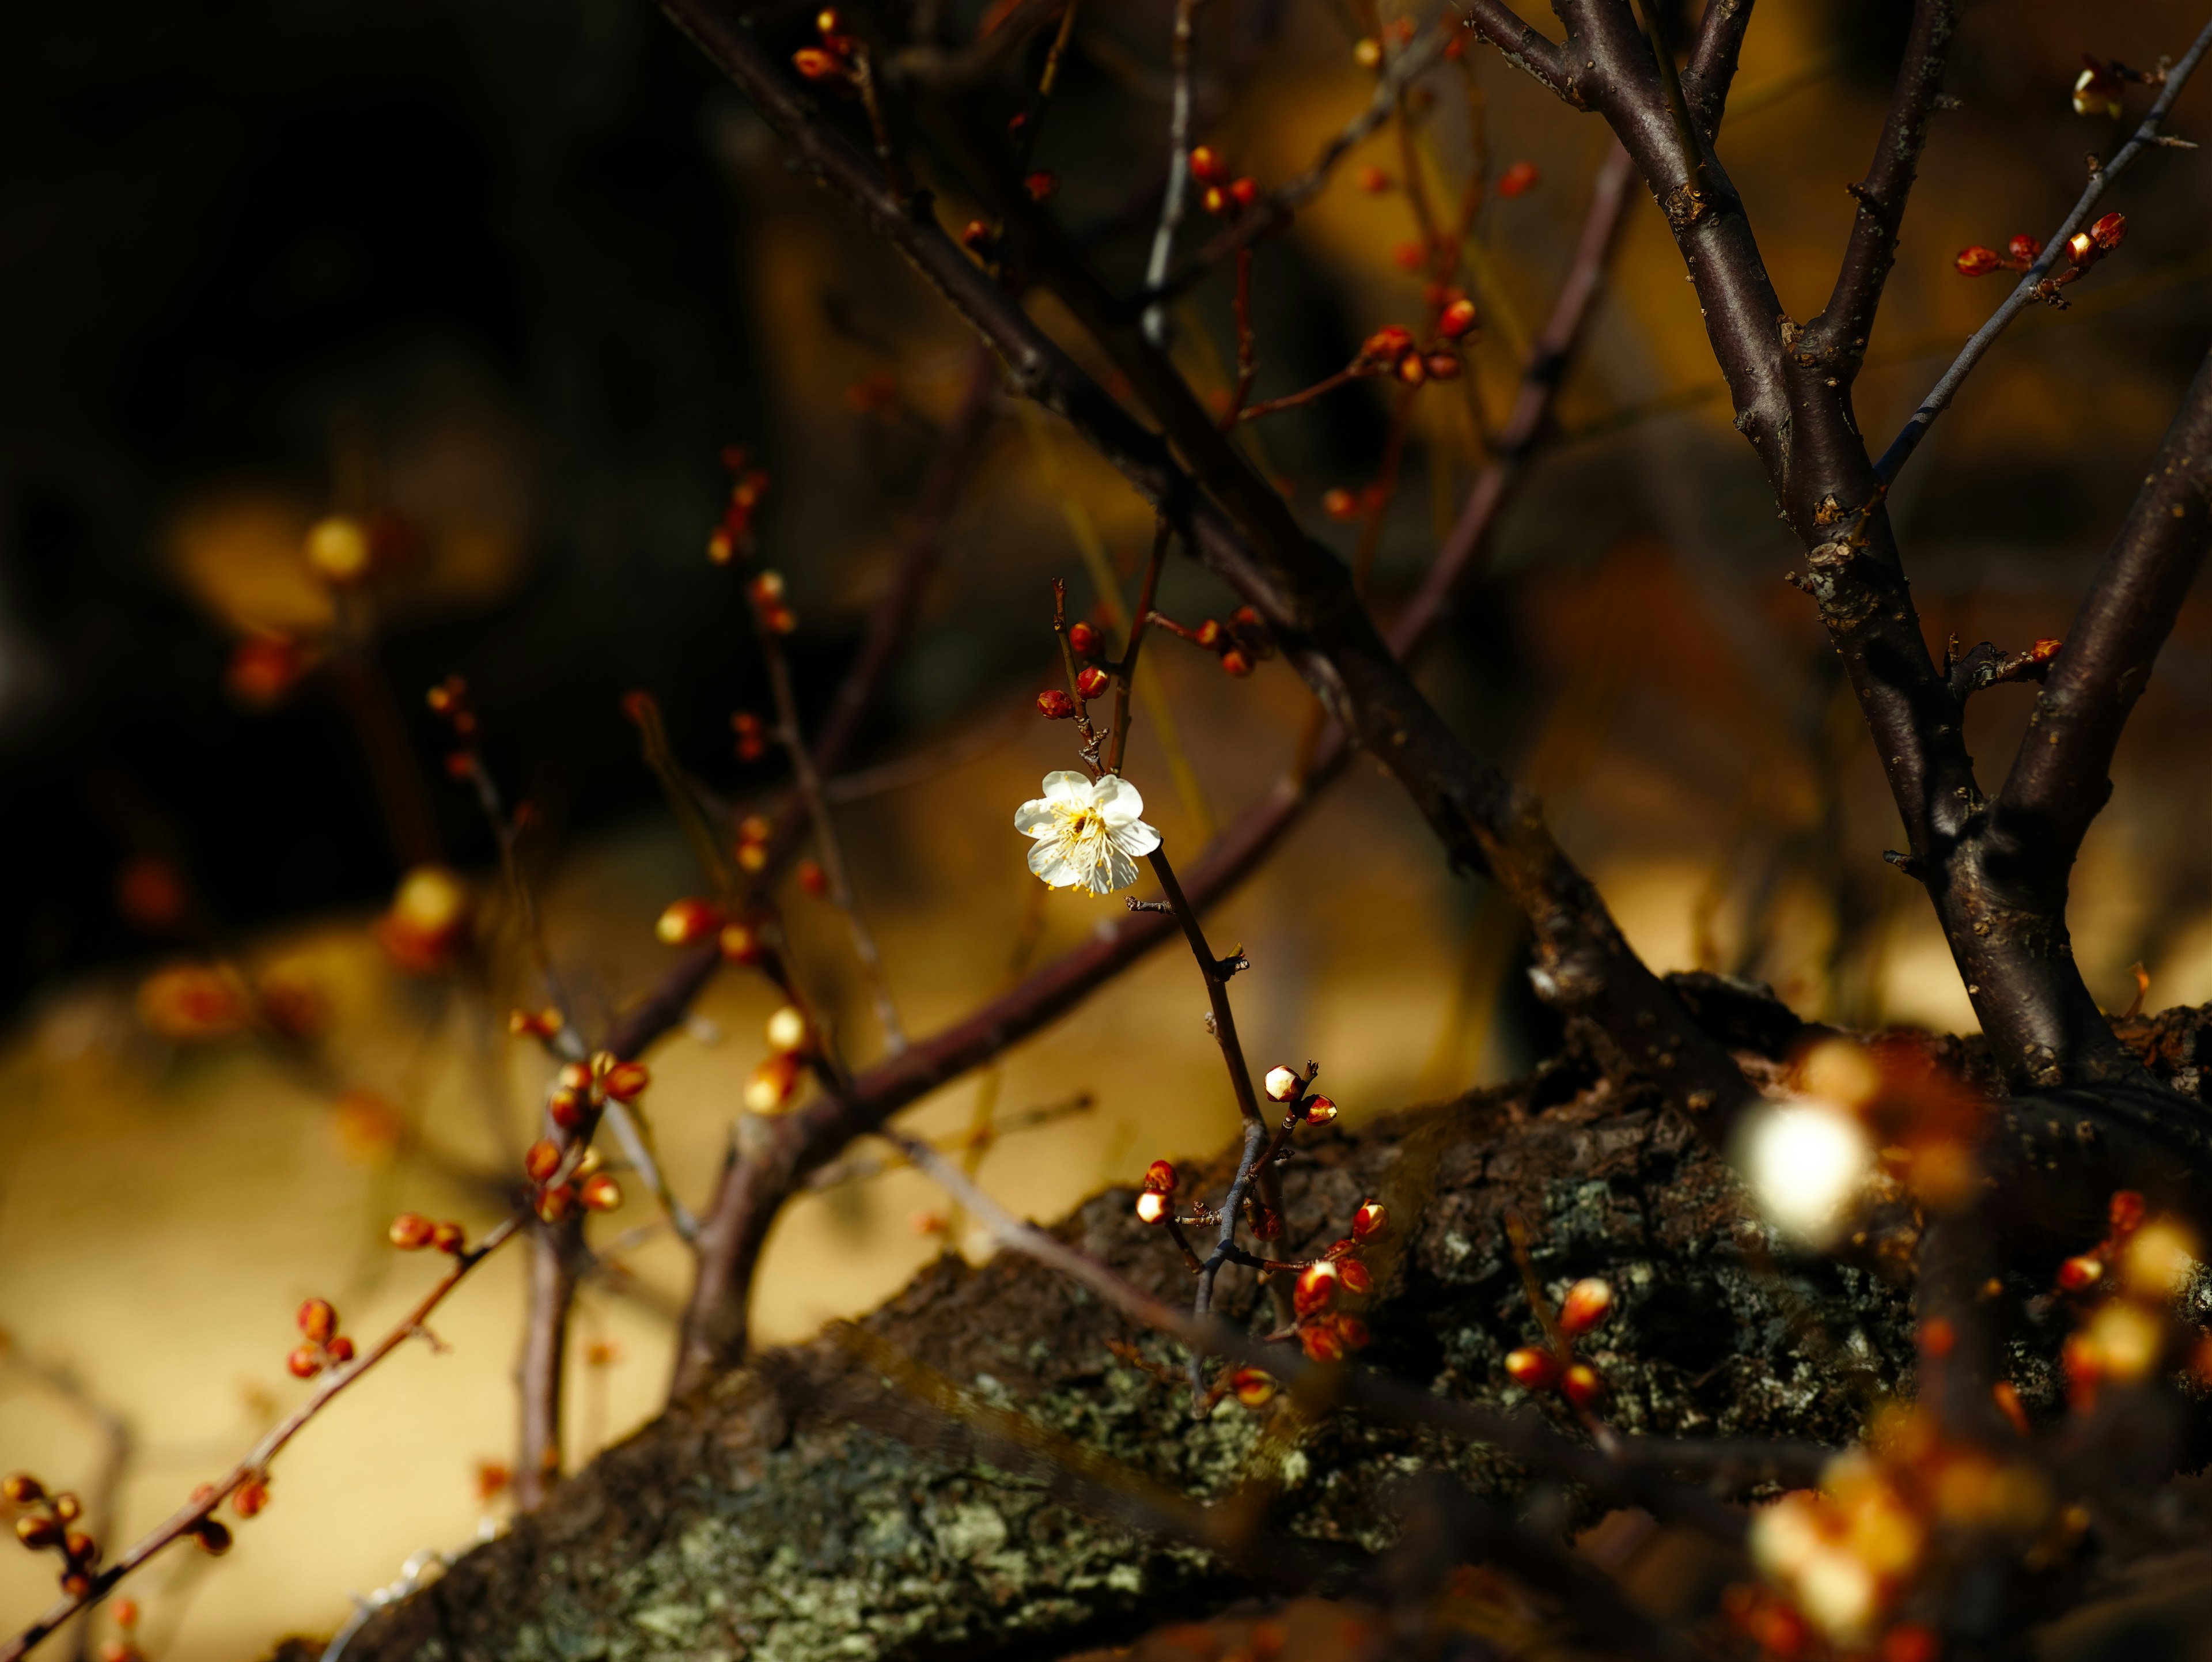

1014,798,1056,835
1094,847,1139,895
1028,842,1078,885
1109,818,1161,858
1041,770,1093,806
1092,775,1145,826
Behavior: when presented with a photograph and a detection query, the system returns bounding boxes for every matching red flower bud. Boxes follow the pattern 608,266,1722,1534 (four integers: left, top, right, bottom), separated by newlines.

286,1345,323,1380
1188,145,1225,185
1497,160,1539,198
1423,351,1461,381
431,1220,466,1253
792,47,846,81
1220,650,1253,678
1332,1313,1370,1350
1301,1094,1337,1124
1036,688,1077,720
1503,1346,1559,1390
603,1061,650,1101
1357,165,1391,193
1229,176,1260,210
1135,1190,1170,1225
1300,1322,1347,1362
1395,351,1427,386
580,1172,624,1212
1075,665,1111,699
2112,1190,2147,1235
719,921,763,964
524,1139,562,1183
1202,185,1228,217
798,860,830,896
2091,211,2127,251
1321,489,1359,521
960,220,995,253
2007,233,2043,264
1955,245,2002,277
1438,298,1478,339
388,1212,435,1250
325,1336,355,1365
1229,1366,1277,1406
1352,1199,1386,1237
233,1482,268,1519
1294,1259,1340,1318
1195,619,1224,649
657,898,724,946
1068,621,1100,657
1558,1277,1615,1336
1391,241,1426,271
1561,1362,1605,1407
2058,1254,2103,1292
296,1298,338,1343
1359,324,1415,364
3,1474,44,1505
1338,1258,1373,1296
1145,1160,1178,1192
548,1087,586,1131
51,1495,80,1524
1024,171,1058,202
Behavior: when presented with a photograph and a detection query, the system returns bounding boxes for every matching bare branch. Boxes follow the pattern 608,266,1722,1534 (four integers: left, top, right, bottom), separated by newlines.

1876,13,2212,482
1792,0,1958,381
1681,0,1756,137
514,1216,579,1510
1138,0,1203,347
1458,3,1578,105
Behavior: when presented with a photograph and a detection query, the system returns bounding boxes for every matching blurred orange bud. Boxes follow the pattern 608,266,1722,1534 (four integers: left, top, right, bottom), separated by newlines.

1338,1258,1373,1296
304,516,372,585
1955,245,2002,276
113,1599,139,1629
1497,160,1540,198
1229,1366,1276,1407
1504,1347,1559,1390
2112,1189,2147,1236
332,1089,402,1167
1195,619,1224,649
1067,621,1100,657
1394,351,1427,385
1391,241,1426,270
719,921,763,964
766,1004,810,1053
1332,1313,1370,1350
115,855,188,933
579,1172,623,1212
1024,170,1058,202
297,1298,338,1343
1351,36,1381,69
226,634,313,709
2057,1254,2103,1292
536,1184,575,1224
524,1140,562,1183
548,1087,586,1131
1144,1160,1177,1192
1188,145,1226,184
137,962,252,1043
1300,1322,1347,1362
747,1051,805,1114
14,1515,61,1549
1559,1277,1614,1336
431,1221,465,1254
1438,298,1478,339
1993,1380,2030,1437
1423,351,1461,381
233,1480,270,1519
1357,165,1391,193
1321,488,1359,521
1219,649,1253,677
377,866,471,974
1135,1190,1170,1225
388,1213,435,1250
285,1345,323,1380
3,1474,44,1505
657,897,724,945
1229,177,1259,210
798,860,829,896
326,1335,354,1365
1561,1362,1604,1407
793,47,846,79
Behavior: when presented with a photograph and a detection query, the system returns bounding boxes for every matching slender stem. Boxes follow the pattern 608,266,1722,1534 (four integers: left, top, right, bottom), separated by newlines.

1146,846,1260,1129
1876,12,2212,482
1050,577,1107,773
1218,247,1257,429
1013,0,1083,172
1139,0,1204,346
514,1215,578,1509
1105,521,1172,777
1236,366,1374,422
0,1219,522,1662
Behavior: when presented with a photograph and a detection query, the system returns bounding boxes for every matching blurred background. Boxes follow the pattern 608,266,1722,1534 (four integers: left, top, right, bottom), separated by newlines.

3,0,2211,1656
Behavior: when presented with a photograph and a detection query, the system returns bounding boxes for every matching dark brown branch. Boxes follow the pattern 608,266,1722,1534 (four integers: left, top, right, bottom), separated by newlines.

514,1216,579,1510
1791,0,1957,382
1680,0,1755,138
1457,3,1578,105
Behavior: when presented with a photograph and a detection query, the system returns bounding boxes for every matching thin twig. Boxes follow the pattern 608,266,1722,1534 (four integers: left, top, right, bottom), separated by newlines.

1876,12,2212,481
1140,0,1205,346
1105,520,1172,777
1013,0,1083,172
0,1218,523,1662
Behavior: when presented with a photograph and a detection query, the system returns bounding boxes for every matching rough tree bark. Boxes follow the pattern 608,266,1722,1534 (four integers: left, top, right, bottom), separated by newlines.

275,986,2212,1662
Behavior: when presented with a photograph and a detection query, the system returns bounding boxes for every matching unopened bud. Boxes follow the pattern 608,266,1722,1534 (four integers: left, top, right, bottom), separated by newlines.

1219,649,1253,677
1036,689,1077,720
1321,488,1359,521
1188,145,1225,185
2,1474,44,1505
1229,1366,1276,1407
2007,233,2043,264
1504,1346,1559,1390
1497,160,1539,198
1229,177,1259,210
2090,210,2126,251
1438,298,1478,339
15,1515,61,1549
1395,350,1427,386
524,1140,562,1183
1332,1313,1370,1350
792,47,845,80
1024,170,1058,202
1351,1198,1385,1237
747,1052,804,1114
326,1336,355,1365
431,1220,465,1253
766,1004,810,1053
1351,36,1381,69
1264,1065,1303,1101
296,1298,338,1343
1561,1362,1605,1407
1302,1095,1338,1125
719,921,762,964
1135,1190,1170,1225
657,898,724,946
603,1061,650,1101
1294,1259,1339,1318
1075,665,1110,700
2112,1190,2147,1235
2058,1254,2103,1292
192,1520,233,1557
286,1345,323,1380
233,1481,269,1519
1338,1258,1373,1296
1955,245,2002,277
1067,622,1100,657
1558,1277,1614,1335
580,1172,624,1212
536,1184,574,1224
548,1087,586,1131
1144,1159,1177,1192
388,1212,435,1250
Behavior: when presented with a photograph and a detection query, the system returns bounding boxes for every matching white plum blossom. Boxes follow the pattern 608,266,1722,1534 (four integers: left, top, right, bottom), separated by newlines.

1014,771,1160,896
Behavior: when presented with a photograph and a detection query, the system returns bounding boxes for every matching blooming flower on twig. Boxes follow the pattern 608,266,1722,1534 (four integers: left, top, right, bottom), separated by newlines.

1014,771,1160,896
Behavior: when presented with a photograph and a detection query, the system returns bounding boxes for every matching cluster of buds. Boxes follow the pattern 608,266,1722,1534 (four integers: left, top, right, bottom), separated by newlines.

2055,1189,2204,1410
225,633,316,710
525,1138,623,1222
732,710,770,763
6,1474,101,1595
286,1298,357,1380
1353,321,1463,388
707,446,772,565
546,1050,649,1138
1502,1275,1613,1409
1289,1199,1388,1362
97,1597,145,1662
1955,214,2124,304
1743,1399,2075,1656
387,1212,468,1254
1150,605,1275,678
748,1002,815,1112
374,864,472,976
791,10,861,86
1188,146,1262,219
425,672,483,782
509,1005,566,1043
657,892,768,965
748,569,798,635
2074,55,2165,120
